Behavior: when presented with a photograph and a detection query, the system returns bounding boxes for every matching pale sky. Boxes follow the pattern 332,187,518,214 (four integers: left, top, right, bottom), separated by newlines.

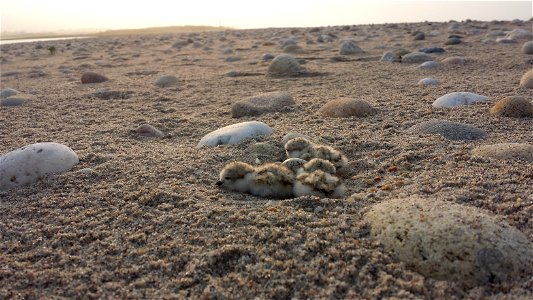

0,0,531,33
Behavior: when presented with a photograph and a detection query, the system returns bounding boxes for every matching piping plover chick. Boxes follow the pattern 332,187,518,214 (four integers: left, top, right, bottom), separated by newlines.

285,137,314,160
310,145,348,172
281,158,307,174
216,161,255,193
302,158,337,174
293,170,346,198
251,163,295,199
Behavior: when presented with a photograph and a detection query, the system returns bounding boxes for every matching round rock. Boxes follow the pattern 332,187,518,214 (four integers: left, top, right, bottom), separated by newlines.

364,197,533,288
232,91,295,118
490,96,533,118
418,78,440,86
81,72,108,84
0,142,79,190
432,92,489,108
417,61,440,69
267,54,301,77
136,124,164,138
519,69,533,89
505,28,533,41
522,41,533,54
445,37,462,45
318,99,376,118
154,75,178,88
0,88,18,98
197,121,273,147
442,56,466,65
380,52,400,62
401,52,433,64
472,143,533,162
409,119,487,141
0,96,28,107
339,40,364,55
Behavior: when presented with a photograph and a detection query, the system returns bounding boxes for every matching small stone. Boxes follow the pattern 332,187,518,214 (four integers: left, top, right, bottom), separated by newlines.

221,47,233,54
267,54,301,77
413,32,425,40
136,124,164,138
401,52,433,64
519,69,533,89
418,78,440,86
380,52,400,62
339,40,364,55
282,133,311,146
442,56,466,65
419,47,445,54
154,75,178,88
262,53,274,61
409,119,487,141
505,28,533,41
81,72,108,84
472,143,533,162
521,41,533,54
318,99,376,118
197,121,273,147
417,61,440,69
445,37,462,45
224,56,241,62
364,197,533,288
0,142,79,190
0,88,18,98
232,91,295,118
490,96,533,118
432,92,489,108
496,38,516,44
283,44,304,54
0,96,27,107
392,48,410,57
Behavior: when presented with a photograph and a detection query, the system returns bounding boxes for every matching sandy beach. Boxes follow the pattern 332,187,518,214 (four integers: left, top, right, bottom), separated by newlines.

1,20,532,299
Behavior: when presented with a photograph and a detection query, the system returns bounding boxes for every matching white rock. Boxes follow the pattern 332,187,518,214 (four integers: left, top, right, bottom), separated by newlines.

504,28,533,41
197,121,273,147
432,92,489,108
0,142,79,190
418,78,440,86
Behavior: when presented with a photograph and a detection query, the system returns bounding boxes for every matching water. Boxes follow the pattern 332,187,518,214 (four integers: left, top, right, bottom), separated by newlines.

0,36,91,45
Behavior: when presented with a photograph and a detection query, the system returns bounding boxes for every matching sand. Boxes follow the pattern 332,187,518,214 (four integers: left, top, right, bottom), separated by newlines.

1,20,532,299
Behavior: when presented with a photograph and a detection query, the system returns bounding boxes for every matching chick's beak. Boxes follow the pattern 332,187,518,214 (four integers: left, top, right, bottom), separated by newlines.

215,180,223,186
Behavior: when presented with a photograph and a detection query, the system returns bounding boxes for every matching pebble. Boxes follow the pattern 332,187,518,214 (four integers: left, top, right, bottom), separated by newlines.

521,41,533,54
339,40,364,55
0,96,28,107
490,96,533,117
417,61,440,69
519,69,533,89
401,52,433,63
413,32,425,40
197,121,273,147
445,37,462,45
409,119,487,141
154,75,178,88
135,124,165,138
442,56,466,65
364,197,533,288
0,88,18,98
267,54,301,76
283,44,304,54
221,47,233,54
472,143,533,162
81,72,108,84
0,142,79,190
318,99,376,118
232,91,295,118
419,47,445,54
380,52,400,62
224,56,241,62
418,78,440,86
262,53,274,61
432,92,489,108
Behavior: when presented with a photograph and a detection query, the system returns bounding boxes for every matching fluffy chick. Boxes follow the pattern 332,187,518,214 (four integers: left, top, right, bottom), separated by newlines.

293,170,346,198
310,144,348,172
251,163,295,199
281,158,307,174
285,137,314,160
302,158,336,174
216,161,255,193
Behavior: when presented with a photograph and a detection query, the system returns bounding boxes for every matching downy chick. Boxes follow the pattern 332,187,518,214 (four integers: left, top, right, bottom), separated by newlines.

285,137,314,160
293,170,346,198
216,161,255,193
302,158,337,174
310,144,348,172
281,158,307,175
251,163,295,199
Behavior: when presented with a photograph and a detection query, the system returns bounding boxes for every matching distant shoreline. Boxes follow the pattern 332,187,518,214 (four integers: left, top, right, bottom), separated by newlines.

1,25,232,41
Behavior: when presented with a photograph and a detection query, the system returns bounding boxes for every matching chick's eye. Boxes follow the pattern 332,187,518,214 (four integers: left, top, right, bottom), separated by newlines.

225,177,231,180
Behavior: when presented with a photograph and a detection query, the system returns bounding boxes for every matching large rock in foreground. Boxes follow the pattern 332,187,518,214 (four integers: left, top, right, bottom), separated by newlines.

197,121,273,147
0,142,79,190
232,92,295,118
364,197,533,288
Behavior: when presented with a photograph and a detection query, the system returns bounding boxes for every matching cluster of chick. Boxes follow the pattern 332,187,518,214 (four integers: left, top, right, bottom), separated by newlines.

216,137,348,199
